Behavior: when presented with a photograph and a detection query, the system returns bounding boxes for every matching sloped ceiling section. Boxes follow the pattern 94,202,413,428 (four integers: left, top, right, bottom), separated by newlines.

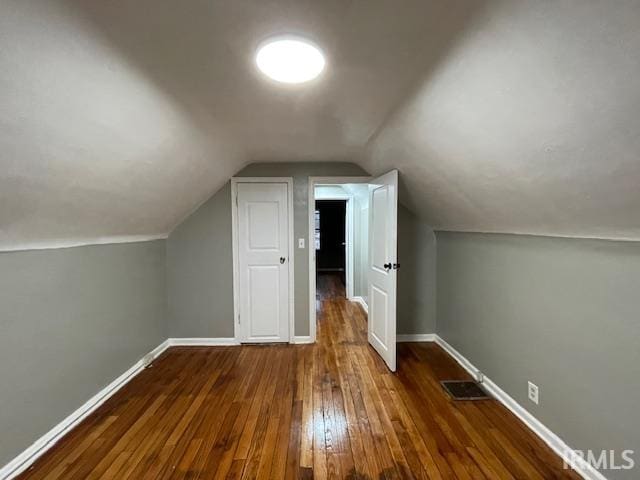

2,1,639,249
0,1,242,250
364,0,640,240
0,0,479,250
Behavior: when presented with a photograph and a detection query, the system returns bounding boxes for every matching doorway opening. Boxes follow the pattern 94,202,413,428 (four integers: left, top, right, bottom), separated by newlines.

309,179,370,338
315,199,347,291
308,172,398,371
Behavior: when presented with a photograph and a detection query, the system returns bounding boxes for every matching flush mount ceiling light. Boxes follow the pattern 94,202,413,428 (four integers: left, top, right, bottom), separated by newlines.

255,37,325,84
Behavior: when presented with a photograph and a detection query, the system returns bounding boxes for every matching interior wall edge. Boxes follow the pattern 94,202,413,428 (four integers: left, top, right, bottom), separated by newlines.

434,228,640,243
0,234,168,253
165,159,257,236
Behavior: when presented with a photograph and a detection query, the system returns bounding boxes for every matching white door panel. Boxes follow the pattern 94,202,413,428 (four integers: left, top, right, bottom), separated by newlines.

237,182,290,343
368,170,398,371
247,202,280,249
370,285,388,345
371,186,389,272
247,265,280,337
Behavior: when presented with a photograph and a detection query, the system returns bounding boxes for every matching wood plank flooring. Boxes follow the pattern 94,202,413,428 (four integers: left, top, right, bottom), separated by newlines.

17,274,581,479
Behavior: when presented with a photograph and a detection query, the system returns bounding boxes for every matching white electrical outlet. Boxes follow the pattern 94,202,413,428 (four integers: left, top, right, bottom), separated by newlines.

528,381,539,405
298,238,305,249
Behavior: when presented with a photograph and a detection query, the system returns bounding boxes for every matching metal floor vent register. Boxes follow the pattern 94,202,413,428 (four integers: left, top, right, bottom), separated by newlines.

441,380,491,400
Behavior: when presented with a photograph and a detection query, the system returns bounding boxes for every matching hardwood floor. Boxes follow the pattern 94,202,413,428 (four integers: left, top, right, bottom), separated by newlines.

18,274,580,479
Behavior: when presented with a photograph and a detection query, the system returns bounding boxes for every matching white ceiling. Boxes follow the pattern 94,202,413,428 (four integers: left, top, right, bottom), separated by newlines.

1,0,639,248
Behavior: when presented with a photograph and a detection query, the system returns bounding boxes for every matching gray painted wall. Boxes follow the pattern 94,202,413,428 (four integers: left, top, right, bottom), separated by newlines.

237,163,368,337
167,162,368,338
167,162,438,338
398,207,437,335
436,232,640,479
167,162,436,337
167,183,235,338
0,241,166,467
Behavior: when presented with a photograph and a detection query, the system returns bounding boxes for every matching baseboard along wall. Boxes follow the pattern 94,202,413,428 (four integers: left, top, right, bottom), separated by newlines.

396,334,436,343
0,340,170,480
167,337,239,346
431,335,606,480
350,296,368,313
1,335,606,480
0,337,244,480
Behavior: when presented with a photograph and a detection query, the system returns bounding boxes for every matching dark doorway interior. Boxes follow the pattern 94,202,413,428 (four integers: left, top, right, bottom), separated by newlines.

315,200,346,286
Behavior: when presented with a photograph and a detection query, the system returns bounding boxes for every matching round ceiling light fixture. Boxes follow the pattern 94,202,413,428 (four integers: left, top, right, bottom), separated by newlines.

255,36,325,84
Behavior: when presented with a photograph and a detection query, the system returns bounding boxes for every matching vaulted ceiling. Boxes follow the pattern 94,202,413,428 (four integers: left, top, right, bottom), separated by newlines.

2,0,639,249
366,0,640,240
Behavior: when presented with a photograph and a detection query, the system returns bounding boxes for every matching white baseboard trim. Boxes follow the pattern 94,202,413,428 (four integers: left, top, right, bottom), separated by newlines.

2,335,605,480
167,337,240,346
396,333,436,343
434,335,483,382
291,336,314,344
433,335,606,480
350,296,368,313
0,339,170,480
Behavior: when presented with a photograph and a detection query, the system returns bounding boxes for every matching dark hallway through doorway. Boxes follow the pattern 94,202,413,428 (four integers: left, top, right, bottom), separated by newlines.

314,199,347,288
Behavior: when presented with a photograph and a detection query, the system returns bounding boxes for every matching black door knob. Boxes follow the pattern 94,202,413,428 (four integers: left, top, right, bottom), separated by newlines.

383,262,392,270
280,257,286,264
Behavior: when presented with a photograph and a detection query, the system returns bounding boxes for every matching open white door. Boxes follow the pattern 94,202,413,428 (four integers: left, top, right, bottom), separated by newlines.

367,170,398,371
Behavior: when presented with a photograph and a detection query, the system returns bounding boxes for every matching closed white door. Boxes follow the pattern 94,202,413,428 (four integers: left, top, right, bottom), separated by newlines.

236,182,290,343
368,170,398,371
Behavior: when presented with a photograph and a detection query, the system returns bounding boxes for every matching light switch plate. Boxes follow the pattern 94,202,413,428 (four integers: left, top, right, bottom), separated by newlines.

528,381,539,405
298,238,305,249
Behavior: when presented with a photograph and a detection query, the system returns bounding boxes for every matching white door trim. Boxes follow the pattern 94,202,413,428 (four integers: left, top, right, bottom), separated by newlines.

307,176,370,343
231,177,295,343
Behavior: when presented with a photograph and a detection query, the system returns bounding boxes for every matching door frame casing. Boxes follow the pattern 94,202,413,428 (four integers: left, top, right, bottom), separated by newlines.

307,176,370,343
231,177,295,344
